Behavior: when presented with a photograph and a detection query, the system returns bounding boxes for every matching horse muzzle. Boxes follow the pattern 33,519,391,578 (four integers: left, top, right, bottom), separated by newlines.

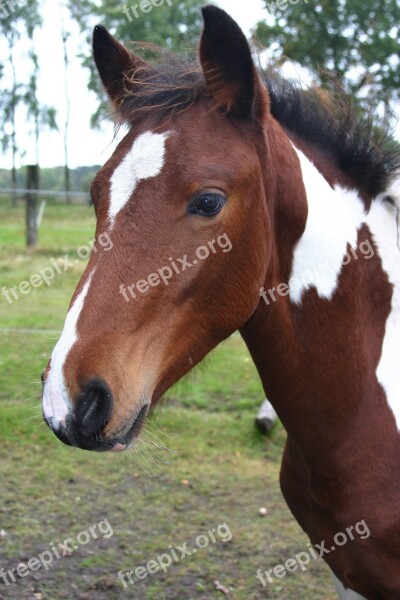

42,376,149,452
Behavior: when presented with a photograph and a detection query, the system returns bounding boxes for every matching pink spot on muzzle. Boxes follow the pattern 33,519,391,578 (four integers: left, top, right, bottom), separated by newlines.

110,443,127,452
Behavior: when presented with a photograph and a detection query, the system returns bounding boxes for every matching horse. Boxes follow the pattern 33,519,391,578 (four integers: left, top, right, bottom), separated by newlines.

41,6,400,599
256,397,278,432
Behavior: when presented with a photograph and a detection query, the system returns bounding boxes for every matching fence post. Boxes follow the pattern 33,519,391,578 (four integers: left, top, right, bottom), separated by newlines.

26,164,39,247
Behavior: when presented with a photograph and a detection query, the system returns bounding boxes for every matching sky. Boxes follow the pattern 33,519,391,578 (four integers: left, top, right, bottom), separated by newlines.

0,0,267,171
1,0,399,171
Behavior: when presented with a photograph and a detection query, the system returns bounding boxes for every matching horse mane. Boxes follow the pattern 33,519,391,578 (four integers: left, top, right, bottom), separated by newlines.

117,46,400,198
265,72,400,198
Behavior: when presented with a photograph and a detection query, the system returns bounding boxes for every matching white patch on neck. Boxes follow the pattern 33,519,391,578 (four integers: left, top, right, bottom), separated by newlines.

366,194,400,428
42,271,94,429
289,147,366,303
108,130,170,225
289,147,400,429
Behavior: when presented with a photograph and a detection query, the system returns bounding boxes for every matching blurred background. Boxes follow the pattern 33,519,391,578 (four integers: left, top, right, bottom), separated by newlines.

0,1,399,599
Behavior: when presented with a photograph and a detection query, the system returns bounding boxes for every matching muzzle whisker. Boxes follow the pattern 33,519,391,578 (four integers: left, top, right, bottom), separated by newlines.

127,438,159,477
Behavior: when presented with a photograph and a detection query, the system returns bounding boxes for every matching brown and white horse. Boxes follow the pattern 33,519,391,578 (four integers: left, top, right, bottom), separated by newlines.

42,6,400,599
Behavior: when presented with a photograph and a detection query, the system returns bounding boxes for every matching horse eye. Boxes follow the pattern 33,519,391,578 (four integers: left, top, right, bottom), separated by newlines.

189,193,226,217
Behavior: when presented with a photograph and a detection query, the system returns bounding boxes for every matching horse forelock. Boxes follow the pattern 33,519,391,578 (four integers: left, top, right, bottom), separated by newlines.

114,49,400,201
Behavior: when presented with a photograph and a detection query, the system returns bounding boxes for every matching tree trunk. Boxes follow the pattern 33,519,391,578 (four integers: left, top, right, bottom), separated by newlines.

11,164,17,208
64,163,70,202
10,43,17,208
61,11,71,204
26,164,39,247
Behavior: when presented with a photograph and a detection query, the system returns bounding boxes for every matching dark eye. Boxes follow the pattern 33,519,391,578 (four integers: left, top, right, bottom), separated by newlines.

189,192,226,217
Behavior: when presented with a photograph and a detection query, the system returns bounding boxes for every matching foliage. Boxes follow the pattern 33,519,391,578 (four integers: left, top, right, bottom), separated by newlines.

0,1,42,166
254,0,400,121
0,0,57,181
67,0,208,127
0,165,99,193
24,51,58,165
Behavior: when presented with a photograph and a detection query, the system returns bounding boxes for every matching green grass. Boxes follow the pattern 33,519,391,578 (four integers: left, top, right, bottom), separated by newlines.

0,200,336,599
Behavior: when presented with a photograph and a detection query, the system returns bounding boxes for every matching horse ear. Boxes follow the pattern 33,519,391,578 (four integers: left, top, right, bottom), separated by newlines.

200,6,267,119
93,25,147,106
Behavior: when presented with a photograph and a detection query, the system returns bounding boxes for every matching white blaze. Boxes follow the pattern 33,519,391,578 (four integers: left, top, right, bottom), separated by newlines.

43,130,170,430
108,130,170,225
42,271,94,429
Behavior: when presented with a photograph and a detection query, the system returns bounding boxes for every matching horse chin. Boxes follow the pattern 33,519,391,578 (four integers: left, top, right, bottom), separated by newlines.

46,402,150,453
107,402,150,452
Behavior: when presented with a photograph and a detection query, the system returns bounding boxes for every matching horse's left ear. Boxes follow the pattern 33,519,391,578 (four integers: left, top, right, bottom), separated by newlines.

200,6,268,119
93,25,147,107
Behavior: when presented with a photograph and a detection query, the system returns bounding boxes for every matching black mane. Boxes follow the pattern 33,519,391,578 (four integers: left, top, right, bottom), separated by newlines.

118,54,400,197
265,73,400,197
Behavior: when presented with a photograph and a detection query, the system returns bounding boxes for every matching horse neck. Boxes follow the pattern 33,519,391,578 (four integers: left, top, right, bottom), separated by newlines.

241,125,398,470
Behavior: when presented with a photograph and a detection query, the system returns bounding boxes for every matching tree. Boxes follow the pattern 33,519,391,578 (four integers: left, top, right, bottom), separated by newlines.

67,0,207,126
254,0,400,122
0,0,41,205
0,58,19,207
0,1,58,246
24,50,58,168
60,2,71,201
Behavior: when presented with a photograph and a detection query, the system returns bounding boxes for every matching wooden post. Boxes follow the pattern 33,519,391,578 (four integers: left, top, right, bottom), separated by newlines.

26,164,39,247
11,167,17,208
65,164,71,204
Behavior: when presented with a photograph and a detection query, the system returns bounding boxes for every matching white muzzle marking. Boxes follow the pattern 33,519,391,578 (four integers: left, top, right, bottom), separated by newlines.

42,271,95,429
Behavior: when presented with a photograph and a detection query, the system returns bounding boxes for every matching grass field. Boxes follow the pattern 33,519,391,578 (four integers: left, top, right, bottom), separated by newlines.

0,200,337,599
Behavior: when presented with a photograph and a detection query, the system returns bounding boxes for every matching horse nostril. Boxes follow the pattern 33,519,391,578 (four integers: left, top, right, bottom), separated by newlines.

75,380,113,437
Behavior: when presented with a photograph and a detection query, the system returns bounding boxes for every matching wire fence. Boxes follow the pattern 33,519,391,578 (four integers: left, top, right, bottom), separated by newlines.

0,188,90,205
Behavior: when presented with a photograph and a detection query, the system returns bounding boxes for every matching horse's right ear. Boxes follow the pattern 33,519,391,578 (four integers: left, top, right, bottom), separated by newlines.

93,26,146,106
